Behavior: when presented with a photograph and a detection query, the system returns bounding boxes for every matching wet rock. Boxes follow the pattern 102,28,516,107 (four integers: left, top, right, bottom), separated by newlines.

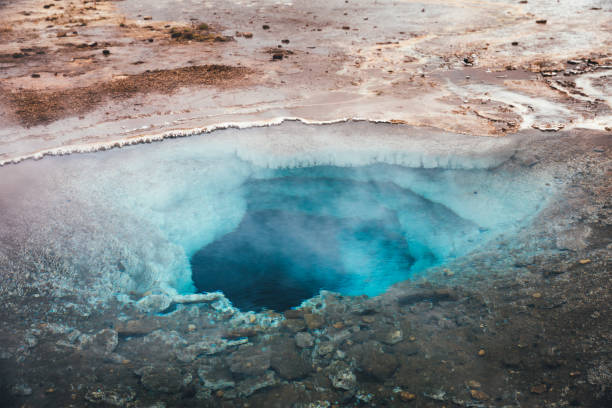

530,384,547,394
270,342,312,380
380,328,403,345
352,341,398,380
303,313,324,330
24,331,38,348
136,294,172,314
470,389,490,400
235,370,277,397
399,391,416,401
317,341,335,357
397,288,458,305
198,361,235,391
295,332,314,348
175,338,236,363
229,346,271,376
139,366,184,393
85,385,135,406
172,292,222,305
556,225,591,251
79,329,118,354
115,318,162,335
284,309,304,319
329,365,356,391
284,317,307,332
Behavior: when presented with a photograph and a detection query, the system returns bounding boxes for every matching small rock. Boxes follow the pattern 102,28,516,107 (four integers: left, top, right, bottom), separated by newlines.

295,332,314,348
530,384,547,394
31,73,40,78
535,19,547,24
329,368,356,391
303,313,324,330
144,16,152,20
467,380,481,389
478,349,486,356
243,32,253,38
578,259,591,264
102,49,111,56
229,347,270,376
136,294,172,314
317,342,335,357
399,391,416,401
262,25,270,30
470,389,490,400
281,39,290,44
140,366,183,393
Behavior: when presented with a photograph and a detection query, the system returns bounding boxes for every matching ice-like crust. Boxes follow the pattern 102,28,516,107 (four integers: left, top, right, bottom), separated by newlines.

0,121,554,305
0,118,515,168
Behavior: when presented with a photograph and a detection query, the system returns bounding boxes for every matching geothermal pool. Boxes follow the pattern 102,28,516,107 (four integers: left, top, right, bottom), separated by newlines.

0,121,554,311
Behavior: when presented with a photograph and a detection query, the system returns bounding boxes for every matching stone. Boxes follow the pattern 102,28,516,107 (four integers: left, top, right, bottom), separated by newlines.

139,366,183,393
79,329,118,354
198,363,235,391
477,349,486,356
270,343,312,380
115,318,162,335
295,332,314,348
470,389,490,400
556,225,591,251
136,294,172,314
530,384,547,394
84,386,135,406
284,318,306,332
399,391,416,401
235,370,277,397
467,380,482,389
329,367,356,391
381,328,403,345
353,341,398,380
229,347,271,376
304,313,324,330
317,342,335,357
284,309,304,319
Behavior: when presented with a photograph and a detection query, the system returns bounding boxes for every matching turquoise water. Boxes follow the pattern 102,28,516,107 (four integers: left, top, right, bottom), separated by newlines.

191,167,477,311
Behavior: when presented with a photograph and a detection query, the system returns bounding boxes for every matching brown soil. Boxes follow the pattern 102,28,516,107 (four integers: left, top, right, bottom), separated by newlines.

4,65,252,126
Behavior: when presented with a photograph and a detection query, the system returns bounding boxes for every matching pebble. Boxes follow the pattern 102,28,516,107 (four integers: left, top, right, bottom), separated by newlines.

478,349,486,356
187,324,196,331
531,384,547,394
295,332,314,348
399,391,416,401
532,292,542,299
304,313,324,330
467,380,482,389
578,259,591,264
470,389,490,400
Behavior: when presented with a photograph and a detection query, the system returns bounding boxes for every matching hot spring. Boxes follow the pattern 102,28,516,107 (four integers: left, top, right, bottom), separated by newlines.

0,121,554,312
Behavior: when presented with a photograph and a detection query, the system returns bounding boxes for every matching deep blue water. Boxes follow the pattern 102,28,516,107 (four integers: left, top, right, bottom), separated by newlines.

191,169,453,311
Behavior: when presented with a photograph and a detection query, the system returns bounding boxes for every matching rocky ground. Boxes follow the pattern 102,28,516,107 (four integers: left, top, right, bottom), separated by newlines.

0,129,610,408
0,0,611,407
